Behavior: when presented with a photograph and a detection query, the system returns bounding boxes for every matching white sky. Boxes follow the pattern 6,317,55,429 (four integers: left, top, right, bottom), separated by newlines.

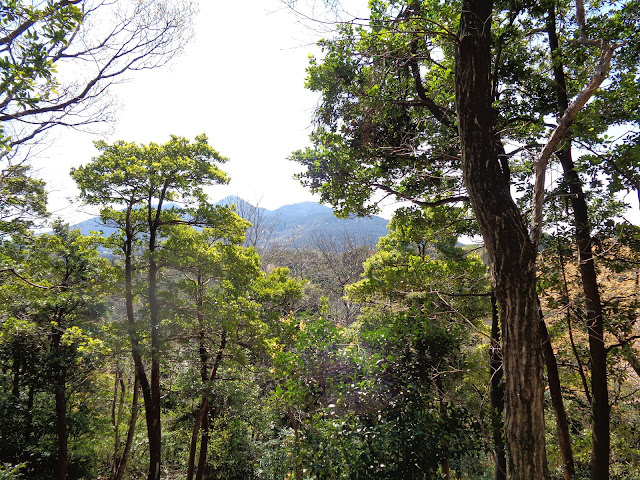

37,0,370,222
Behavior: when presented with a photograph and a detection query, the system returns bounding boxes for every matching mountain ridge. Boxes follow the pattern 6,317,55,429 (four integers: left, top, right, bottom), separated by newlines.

68,197,389,247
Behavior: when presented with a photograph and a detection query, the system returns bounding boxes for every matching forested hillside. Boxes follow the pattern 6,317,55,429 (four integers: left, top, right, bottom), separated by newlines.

67,196,389,249
1,1,640,480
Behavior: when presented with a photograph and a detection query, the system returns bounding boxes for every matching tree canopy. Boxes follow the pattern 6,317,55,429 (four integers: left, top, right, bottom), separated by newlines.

291,1,640,478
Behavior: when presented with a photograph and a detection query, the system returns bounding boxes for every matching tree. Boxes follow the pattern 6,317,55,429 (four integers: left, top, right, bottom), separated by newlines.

346,206,490,479
537,211,640,477
0,0,193,152
161,220,305,480
0,222,112,480
162,224,255,480
271,208,489,479
35,223,111,480
0,163,46,238
291,1,638,477
0,0,194,242
71,134,231,480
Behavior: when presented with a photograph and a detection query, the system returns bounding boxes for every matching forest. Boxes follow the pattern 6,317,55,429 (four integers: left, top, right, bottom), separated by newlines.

1,0,640,480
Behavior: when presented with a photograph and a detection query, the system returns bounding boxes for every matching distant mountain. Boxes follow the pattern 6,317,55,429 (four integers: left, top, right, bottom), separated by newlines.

68,197,389,248
216,196,389,247
70,216,119,238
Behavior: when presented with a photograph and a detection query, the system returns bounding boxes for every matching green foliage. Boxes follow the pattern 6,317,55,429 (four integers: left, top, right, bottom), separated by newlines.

0,0,83,146
0,164,47,240
292,0,640,222
291,1,464,217
537,216,640,477
267,209,491,478
292,3,640,476
1,0,194,154
0,222,114,479
0,462,25,480
72,134,228,212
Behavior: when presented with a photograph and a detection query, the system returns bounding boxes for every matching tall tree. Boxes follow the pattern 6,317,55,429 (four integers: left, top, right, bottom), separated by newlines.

71,134,231,480
162,224,253,480
542,3,640,477
292,1,636,477
0,222,112,480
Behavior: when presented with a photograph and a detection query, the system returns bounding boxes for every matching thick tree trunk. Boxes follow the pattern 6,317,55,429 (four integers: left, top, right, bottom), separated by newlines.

490,293,506,480
456,1,548,477
546,10,609,479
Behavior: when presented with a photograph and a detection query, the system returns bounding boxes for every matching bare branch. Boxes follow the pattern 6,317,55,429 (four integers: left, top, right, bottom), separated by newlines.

0,0,195,153
370,182,468,208
530,41,619,244
575,0,588,40
0,267,52,289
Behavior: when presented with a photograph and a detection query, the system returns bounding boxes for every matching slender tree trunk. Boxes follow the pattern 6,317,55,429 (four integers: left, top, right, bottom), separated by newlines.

111,370,123,478
186,282,209,480
456,1,548,477
25,384,34,443
490,292,506,480
52,325,68,480
539,308,575,480
546,9,609,479
187,331,227,480
194,411,210,480
186,396,206,480
121,211,154,480
55,370,68,480
147,249,162,480
12,355,20,397
114,374,140,480
434,375,450,480
288,408,303,480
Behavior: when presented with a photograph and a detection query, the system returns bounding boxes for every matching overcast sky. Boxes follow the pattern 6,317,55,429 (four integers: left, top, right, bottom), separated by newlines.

38,0,370,222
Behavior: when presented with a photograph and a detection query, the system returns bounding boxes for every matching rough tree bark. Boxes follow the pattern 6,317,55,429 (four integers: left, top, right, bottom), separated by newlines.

456,1,548,477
